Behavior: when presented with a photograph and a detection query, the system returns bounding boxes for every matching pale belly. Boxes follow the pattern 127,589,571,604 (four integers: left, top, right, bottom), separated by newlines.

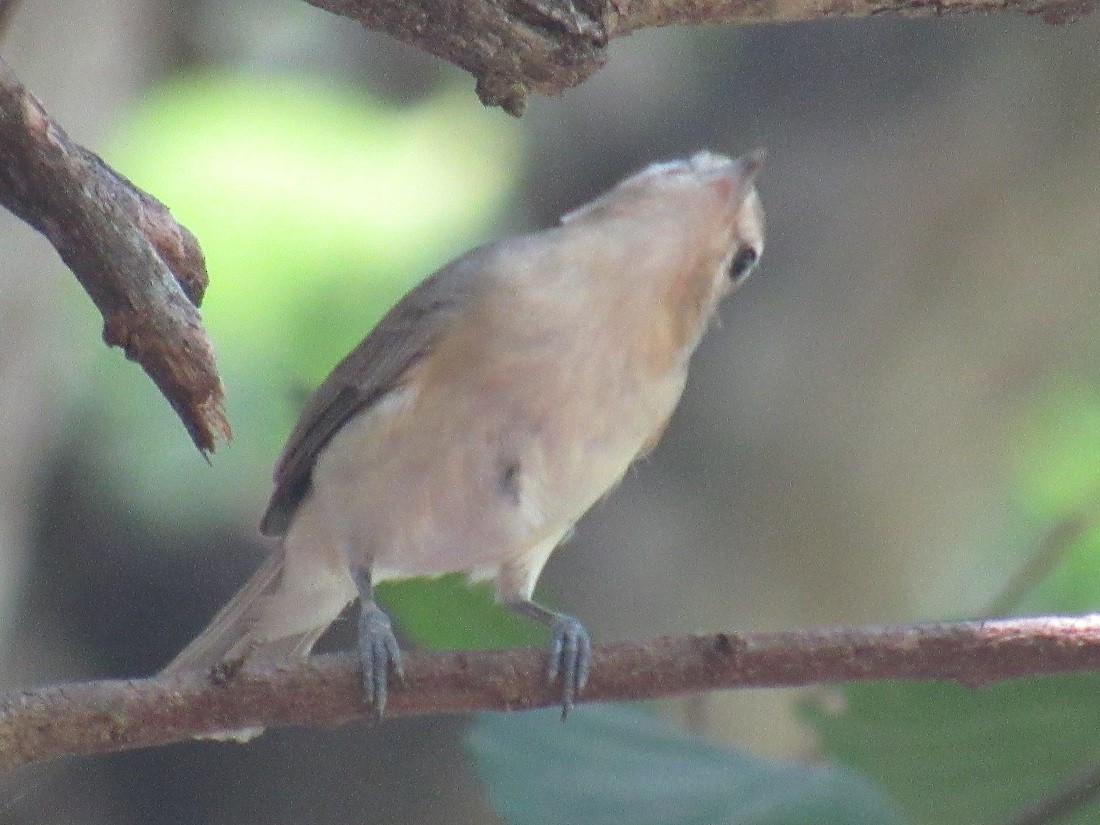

310,356,688,584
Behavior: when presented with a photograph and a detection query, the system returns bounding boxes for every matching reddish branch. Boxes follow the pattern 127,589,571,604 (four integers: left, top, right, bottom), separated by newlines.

2,615,1099,768
0,58,230,454
304,0,1097,114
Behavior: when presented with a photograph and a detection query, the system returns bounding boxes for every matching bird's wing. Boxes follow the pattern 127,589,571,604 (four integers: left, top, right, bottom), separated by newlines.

260,258,480,536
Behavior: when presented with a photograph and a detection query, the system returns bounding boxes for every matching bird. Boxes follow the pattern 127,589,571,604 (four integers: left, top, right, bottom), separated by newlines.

163,149,766,728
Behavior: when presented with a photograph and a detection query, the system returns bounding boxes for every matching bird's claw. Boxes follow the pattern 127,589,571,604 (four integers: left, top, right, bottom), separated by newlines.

358,604,404,718
547,613,591,719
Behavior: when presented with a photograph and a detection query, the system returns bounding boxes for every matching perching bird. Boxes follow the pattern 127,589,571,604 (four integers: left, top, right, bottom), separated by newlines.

164,149,766,725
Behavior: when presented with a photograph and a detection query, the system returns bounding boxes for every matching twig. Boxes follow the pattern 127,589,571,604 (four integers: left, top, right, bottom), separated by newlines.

987,513,1100,824
1003,759,1100,825
981,511,1100,824
2,615,1099,768
0,57,230,454
0,0,20,38
302,0,1098,115
986,511,1092,616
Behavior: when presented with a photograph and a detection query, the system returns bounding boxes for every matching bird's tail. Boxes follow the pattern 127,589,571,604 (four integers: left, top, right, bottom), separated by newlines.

162,548,355,742
164,552,287,675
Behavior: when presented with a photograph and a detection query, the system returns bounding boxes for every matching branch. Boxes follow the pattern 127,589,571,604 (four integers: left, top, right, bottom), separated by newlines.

0,0,19,37
3,615,1099,768
1005,759,1100,825
0,58,230,454
303,0,1097,115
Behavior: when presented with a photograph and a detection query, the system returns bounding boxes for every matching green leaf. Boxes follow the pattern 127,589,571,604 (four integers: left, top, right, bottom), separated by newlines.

469,704,908,825
803,383,1100,825
1013,521,1100,615
1007,386,1100,615
378,575,543,650
1013,386,1100,521
804,673,1100,824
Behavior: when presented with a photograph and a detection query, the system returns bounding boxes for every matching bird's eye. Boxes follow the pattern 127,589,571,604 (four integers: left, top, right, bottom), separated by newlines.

728,246,759,282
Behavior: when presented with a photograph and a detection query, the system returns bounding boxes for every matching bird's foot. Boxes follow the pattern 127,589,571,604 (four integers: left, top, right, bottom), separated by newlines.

547,613,591,719
358,602,405,718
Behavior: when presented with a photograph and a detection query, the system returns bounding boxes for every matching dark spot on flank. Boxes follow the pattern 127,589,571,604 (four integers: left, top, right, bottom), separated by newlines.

498,461,521,504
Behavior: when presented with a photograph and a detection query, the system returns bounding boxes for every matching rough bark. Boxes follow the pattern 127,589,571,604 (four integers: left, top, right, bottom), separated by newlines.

0,58,229,453
303,0,1097,114
2,615,1098,767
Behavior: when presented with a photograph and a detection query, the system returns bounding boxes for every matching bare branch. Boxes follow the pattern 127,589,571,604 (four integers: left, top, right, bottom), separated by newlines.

0,0,20,38
303,0,611,116
1004,759,1100,825
986,507,1099,615
303,0,1097,115
0,58,230,454
3,615,1099,768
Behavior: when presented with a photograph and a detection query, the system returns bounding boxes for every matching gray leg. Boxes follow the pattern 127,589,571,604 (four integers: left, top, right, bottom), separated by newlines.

353,568,404,717
507,599,591,718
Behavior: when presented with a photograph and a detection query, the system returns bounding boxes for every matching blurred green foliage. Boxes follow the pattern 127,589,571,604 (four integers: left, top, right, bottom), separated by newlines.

1009,386,1100,615
469,704,908,825
804,380,1100,824
1016,386,1100,522
806,674,1100,825
64,70,521,530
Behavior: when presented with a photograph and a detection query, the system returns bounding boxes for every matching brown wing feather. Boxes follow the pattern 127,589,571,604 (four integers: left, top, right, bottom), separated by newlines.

260,256,482,536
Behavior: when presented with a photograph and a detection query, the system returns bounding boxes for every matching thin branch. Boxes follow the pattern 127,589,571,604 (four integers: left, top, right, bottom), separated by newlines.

0,57,230,454
0,0,20,38
978,518,1100,825
986,512,1090,616
2,615,1099,768
303,0,1097,115
1003,759,1100,825
987,501,1100,616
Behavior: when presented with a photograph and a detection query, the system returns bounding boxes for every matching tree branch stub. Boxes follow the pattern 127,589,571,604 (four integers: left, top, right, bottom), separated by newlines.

0,58,230,454
304,0,1097,114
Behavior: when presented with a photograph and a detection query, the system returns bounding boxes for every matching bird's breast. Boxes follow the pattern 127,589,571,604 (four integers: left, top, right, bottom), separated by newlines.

311,300,691,577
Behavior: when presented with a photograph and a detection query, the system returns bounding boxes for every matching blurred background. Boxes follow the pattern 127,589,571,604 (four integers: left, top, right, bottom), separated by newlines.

1,0,1100,822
